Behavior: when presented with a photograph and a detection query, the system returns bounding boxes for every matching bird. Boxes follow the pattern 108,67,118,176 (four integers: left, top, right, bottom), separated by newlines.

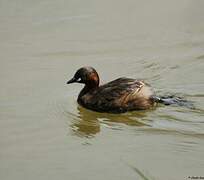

67,66,193,113
67,66,159,113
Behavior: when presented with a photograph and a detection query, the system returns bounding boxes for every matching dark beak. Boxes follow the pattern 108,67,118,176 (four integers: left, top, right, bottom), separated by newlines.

67,77,77,84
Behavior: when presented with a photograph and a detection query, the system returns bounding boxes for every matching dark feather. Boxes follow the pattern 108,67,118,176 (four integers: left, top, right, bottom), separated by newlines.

78,77,155,113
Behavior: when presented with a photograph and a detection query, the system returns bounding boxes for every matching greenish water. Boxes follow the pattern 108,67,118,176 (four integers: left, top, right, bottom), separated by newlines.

0,0,204,180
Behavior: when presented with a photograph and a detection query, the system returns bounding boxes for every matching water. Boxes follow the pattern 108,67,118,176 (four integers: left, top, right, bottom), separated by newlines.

0,0,204,180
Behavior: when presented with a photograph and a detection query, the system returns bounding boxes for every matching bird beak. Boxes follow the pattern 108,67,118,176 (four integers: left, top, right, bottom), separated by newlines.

67,77,77,84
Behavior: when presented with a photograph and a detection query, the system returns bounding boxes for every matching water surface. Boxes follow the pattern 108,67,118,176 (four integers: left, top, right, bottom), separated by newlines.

0,0,204,180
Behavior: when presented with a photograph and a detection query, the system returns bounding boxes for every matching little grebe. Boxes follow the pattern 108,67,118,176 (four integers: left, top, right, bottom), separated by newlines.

67,66,157,113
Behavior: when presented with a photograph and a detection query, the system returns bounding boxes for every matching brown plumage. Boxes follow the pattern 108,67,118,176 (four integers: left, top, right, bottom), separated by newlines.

67,66,156,113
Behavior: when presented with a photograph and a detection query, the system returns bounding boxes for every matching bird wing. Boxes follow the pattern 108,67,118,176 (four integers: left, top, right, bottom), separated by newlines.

89,78,146,112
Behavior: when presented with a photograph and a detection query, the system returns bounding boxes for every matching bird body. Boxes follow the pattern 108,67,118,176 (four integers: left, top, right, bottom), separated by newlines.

67,67,156,113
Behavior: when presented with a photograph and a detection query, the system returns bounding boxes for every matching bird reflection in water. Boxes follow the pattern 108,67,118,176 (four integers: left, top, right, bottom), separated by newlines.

70,106,149,138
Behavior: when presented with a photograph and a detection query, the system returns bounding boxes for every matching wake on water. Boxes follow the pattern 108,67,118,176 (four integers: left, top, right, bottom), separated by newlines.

152,95,195,109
